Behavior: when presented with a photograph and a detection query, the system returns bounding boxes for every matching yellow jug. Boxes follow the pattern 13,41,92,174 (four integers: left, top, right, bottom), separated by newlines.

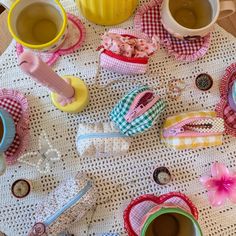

76,0,138,25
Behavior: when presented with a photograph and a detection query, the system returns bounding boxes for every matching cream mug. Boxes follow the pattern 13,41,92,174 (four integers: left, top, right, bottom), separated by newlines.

0,0,68,52
161,0,236,40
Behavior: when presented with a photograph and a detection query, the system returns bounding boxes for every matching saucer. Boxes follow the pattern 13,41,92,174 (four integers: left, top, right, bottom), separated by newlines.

216,63,236,137
0,89,29,165
134,0,211,62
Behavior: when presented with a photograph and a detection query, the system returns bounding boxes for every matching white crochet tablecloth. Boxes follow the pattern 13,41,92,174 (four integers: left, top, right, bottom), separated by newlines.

0,0,236,235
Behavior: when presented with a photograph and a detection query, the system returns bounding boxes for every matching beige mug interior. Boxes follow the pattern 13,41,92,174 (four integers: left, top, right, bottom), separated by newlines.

145,212,201,236
9,0,64,45
168,0,219,30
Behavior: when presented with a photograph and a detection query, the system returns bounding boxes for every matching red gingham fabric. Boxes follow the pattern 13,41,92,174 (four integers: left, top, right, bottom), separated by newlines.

0,99,22,157
134,0,211,62
0,89,29,165
216,63,236,136
0,98,22,125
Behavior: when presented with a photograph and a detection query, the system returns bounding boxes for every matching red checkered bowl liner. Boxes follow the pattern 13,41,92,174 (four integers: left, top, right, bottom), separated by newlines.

16,13,86,66
216,63,236,137
123,192,198,236
134,0,211,62
0,89,29,165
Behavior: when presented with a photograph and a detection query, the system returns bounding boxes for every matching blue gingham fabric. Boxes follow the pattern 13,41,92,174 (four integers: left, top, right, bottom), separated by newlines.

110,86,166,136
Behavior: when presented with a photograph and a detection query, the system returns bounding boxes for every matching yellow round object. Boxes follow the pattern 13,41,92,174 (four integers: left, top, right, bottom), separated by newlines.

51,76,89,113
75,0,138,26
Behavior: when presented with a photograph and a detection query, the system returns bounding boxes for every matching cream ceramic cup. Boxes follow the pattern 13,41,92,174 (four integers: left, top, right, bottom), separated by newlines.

0,0,68,52
161,0,236,40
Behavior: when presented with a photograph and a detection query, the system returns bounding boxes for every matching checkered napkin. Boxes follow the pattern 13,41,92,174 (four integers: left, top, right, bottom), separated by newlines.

123,193,198,236
134,0,211,62
0,89,29,165
110,86,166,136
216,63,236,137
16,13,86,66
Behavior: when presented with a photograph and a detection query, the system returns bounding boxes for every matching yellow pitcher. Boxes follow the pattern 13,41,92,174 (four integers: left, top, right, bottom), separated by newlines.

76,0,138,25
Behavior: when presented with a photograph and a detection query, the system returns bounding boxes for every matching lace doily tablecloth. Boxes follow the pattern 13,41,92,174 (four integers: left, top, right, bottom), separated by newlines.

0,1,236,235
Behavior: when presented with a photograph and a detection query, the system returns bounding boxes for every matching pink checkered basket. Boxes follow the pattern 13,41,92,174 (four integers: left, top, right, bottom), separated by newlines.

99,29,158,75
123,192,198,236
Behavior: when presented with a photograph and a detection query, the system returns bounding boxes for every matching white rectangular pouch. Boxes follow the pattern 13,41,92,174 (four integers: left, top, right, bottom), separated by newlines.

76,122,131,157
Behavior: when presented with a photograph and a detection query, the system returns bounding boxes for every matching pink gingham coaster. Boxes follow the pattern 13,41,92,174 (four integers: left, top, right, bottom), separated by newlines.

16,13,86,66
216,63,236,137
134,0,211,62
123,192,198,236
0,89,29,165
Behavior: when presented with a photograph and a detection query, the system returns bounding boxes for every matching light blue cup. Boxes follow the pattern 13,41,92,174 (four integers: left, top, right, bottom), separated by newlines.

0,109,16,152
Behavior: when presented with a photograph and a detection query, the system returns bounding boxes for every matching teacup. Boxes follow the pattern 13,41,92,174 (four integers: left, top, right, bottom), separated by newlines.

0,109,15,152
140,206,202,236
0,109,16,176
1,0,68,52
161,0,236,40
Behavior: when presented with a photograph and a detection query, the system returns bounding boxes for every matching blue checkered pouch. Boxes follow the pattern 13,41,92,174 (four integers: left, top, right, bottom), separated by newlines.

110,86,166,136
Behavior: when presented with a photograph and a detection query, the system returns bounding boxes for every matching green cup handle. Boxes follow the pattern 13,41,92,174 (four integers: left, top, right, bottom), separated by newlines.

0,153,6,176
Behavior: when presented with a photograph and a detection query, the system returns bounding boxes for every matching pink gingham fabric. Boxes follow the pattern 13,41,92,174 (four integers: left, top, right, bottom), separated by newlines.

216,63,236,136
134,0,211,62
124,193,198,236
16,13,86,66
100,53,148,75
0,89,29,165
99,29,159,75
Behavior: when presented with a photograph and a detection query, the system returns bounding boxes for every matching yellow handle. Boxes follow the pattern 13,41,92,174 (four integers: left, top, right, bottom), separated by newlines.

219,0,236,19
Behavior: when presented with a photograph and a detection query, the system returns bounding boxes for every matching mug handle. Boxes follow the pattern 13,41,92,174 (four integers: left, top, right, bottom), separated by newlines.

158,192,199,220
219,0,236,19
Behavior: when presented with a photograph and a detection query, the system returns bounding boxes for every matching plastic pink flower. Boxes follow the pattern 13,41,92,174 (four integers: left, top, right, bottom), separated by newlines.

200,163,236,207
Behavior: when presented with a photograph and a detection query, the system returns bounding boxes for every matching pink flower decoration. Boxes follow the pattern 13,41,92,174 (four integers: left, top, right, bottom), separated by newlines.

200,163,236,207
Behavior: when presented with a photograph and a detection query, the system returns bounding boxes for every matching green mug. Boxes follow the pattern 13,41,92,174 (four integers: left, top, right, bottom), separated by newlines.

140,207,202,236
124,192,203,236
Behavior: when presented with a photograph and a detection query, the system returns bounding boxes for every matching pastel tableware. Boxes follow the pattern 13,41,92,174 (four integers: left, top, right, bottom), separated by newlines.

19,51,89,113
3,0,68,52
75,0,138,25
161,0,236,39
140,207,202,236
0,109,16,152
124,192,202,236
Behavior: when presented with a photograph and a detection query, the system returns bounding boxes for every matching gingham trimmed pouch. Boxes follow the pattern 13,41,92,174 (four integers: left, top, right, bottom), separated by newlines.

110,86,166,136
76,122,131,157
28,173,98,236
99,29,159,75
162,111,225,150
